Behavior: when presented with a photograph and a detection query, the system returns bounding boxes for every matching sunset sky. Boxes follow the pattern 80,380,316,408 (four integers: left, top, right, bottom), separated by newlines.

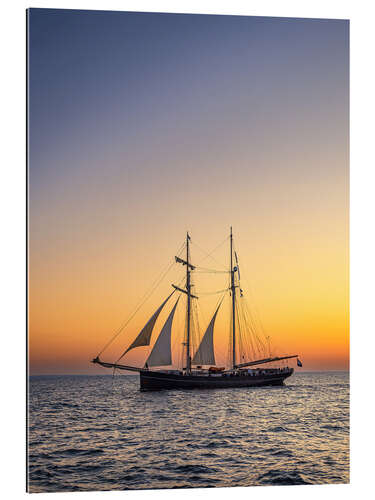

28,9,349,375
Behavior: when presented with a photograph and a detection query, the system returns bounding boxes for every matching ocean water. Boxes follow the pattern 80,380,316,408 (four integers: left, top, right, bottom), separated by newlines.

28,372,349,493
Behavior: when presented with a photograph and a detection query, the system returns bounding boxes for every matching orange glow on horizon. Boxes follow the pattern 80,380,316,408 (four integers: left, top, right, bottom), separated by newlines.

29,220,349,374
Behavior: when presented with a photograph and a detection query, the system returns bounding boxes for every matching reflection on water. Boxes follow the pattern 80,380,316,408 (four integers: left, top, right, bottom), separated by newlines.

28,372,349,492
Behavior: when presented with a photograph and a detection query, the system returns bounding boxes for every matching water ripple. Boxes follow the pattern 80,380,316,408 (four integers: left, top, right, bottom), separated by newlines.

28,372,349,492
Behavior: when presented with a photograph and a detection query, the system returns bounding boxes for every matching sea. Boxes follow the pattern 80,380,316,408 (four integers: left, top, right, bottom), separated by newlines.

28,372,349,493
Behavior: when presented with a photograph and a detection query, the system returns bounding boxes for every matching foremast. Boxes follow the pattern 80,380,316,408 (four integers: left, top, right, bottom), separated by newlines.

230,227,236,370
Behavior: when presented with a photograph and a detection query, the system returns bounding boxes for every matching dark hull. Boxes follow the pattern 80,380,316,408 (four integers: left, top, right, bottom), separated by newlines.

140,368,294,391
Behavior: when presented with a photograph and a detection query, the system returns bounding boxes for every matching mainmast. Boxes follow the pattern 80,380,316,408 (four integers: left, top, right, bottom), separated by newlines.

230,227,236,370
186,232,192,375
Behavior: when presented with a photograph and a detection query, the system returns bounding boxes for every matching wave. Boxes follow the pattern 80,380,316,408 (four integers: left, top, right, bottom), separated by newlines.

28,374,350,492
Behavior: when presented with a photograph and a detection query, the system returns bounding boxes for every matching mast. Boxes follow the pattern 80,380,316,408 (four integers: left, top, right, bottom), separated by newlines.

230,227,236,370
186,232,192,374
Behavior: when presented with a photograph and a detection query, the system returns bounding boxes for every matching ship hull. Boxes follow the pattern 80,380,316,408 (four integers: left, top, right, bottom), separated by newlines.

139,368,293,391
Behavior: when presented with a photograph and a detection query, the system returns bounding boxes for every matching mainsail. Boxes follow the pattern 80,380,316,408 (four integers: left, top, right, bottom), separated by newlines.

146,297,180,367
192,300,222,366
117,291,174,361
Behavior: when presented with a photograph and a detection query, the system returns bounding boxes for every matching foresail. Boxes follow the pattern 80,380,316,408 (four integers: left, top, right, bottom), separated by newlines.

192,301,222,366
117,291,174,361
146,297,180,367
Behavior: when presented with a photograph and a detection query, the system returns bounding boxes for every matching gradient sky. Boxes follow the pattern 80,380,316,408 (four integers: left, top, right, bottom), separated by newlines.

28,9,349,374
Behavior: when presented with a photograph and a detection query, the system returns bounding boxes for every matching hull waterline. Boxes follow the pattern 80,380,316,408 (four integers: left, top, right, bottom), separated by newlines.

139,368,294,391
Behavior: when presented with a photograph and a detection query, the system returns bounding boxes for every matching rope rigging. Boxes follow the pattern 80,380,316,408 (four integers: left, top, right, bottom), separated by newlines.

231,236,274,363
198,287,230,296
191,236,229,271
194,267,229,274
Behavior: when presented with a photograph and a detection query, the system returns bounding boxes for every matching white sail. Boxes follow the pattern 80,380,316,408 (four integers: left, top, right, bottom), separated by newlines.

146,297,180,367
192,301,222,366
118,292,174,361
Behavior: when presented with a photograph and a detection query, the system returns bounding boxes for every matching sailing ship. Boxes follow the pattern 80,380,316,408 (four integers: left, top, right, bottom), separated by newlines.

92,229,301,391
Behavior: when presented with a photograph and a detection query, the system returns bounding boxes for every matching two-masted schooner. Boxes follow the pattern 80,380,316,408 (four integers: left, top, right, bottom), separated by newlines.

92,229,301,390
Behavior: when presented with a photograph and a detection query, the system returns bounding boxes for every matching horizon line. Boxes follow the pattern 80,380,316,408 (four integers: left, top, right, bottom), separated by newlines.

29,369,350,376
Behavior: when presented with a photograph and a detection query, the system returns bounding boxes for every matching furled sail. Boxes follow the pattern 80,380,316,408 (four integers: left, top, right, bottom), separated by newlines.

146,297,180,367
192,300,222,366
117,291,174,361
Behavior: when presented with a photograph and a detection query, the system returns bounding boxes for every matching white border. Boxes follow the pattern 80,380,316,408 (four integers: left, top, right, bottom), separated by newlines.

1,1,375,499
